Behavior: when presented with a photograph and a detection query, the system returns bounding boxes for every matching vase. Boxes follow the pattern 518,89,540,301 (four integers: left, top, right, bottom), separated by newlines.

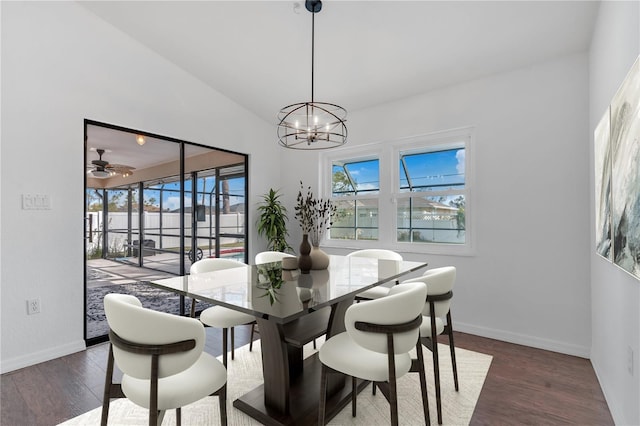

310,245,330,270
298,234,312,274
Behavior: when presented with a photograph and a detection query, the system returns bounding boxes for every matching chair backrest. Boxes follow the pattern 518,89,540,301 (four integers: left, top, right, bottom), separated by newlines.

346,249,403,261
404,266,456,318
103,293,205,380
190,257,246,274
347,249,403,281
344,281,427,354
255,251,295,265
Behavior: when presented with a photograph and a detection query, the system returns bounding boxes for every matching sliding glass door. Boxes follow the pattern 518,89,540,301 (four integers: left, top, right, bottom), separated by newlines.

84,120,248,344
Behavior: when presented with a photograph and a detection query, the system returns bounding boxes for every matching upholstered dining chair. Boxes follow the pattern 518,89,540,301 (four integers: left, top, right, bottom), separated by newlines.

404,266,458,425
191,258,257,367
254,250,295,264
317,281,430,426
101,293,227,426
346,249,403,300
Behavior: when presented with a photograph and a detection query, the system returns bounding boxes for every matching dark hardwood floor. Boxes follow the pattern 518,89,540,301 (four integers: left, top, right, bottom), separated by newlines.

1,329,613,425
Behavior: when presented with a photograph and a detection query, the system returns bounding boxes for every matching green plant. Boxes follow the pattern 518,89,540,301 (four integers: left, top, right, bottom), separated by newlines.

256,264,284,305
256,188,292,253
294,181,336,246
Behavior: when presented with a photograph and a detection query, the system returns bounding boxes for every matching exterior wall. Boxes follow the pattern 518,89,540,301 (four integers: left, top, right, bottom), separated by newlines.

589,2,640,424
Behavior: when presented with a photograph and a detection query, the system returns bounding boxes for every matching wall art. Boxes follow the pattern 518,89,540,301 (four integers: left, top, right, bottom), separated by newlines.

594,110,612,260
597,55,640,281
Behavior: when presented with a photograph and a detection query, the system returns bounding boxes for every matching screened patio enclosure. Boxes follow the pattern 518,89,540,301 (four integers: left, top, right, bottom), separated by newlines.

87,166,247,275
84,121,248,343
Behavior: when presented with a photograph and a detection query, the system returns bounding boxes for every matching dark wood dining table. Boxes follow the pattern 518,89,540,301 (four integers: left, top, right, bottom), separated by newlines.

150,254,428,425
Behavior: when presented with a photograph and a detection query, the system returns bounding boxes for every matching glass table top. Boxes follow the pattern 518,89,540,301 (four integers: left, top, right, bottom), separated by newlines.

150,255,428,324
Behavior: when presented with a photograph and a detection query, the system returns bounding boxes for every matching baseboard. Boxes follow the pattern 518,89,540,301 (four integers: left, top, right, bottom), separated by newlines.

455,321,590,358
591,356,637,425
0,340,86,374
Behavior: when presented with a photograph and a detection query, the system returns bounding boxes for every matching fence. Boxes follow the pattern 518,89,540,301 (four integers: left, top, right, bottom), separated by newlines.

87,211,245,258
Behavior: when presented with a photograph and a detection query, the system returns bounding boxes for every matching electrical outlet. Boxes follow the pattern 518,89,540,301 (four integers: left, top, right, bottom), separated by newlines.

628,346,634,376
27,298,40,315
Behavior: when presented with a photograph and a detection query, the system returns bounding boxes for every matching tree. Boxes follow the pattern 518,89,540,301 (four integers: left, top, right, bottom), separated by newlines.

332,168,355,194
449,196,466,235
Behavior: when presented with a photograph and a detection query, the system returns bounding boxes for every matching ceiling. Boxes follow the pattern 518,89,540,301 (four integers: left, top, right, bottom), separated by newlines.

81,1,599,124
85,123,245,186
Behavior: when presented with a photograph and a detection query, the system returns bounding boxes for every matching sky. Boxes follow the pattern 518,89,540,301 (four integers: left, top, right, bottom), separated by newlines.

333,148,465,194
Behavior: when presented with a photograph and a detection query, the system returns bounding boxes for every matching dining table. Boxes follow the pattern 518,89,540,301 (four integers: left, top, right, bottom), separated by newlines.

149,254,428,426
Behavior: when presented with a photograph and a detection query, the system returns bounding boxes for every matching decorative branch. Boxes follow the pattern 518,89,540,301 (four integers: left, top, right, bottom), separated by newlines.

294,181,336,246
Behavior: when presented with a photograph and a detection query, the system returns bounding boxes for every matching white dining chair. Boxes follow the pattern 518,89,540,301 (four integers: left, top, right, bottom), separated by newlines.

403,266,458,424
317,281,430,426
254,250,296,264
346,249,403,300
191,258,257,367
101,293,227,426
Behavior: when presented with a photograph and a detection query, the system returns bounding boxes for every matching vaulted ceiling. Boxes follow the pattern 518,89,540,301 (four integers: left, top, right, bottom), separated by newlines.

81,1,599,124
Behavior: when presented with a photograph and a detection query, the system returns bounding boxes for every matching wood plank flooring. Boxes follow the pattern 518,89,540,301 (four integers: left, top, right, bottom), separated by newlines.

1,329,613,425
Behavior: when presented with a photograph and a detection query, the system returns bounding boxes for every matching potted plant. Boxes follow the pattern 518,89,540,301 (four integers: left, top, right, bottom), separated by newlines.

256,188,292,253
294,181,336,271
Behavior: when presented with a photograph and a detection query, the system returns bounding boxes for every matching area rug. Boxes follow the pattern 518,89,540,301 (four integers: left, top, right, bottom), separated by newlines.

60,340,491,425
86,282,213,338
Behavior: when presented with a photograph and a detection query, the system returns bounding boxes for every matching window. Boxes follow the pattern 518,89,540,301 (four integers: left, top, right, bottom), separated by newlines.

321,128,473,255
396,147,466,245
331,158,380,240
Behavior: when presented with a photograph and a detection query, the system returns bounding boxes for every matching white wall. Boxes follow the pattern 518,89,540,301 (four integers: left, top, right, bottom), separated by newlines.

283,53,592,358
589,2,640,425
0,1,278,372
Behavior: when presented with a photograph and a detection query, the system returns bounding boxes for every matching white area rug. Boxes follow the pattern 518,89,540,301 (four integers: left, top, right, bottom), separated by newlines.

60,339,491,425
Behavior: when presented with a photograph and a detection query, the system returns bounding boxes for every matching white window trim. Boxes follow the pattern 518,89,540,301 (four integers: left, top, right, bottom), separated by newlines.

320,127,476,257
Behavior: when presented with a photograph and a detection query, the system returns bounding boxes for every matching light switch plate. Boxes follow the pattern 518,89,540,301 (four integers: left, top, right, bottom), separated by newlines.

22,194,51,210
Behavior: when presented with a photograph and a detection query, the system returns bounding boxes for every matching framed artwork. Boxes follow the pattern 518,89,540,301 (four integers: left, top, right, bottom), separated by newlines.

594,109,612,260
603,55,640,280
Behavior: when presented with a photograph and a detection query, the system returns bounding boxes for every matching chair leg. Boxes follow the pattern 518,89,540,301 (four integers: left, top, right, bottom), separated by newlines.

352,376,357,417
388,371,399,425
222,327,228,368
190,298,197,318
387,335,399,426
249,323,255,352
447,311,459,391
231,327,235,360
430,316,443,424
219,384,228,426
318,366,329,426
100,344,115,426
415,341,431,425
150,354,160,426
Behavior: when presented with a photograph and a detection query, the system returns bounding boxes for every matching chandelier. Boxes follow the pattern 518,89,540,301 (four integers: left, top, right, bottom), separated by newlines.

277,0,347,150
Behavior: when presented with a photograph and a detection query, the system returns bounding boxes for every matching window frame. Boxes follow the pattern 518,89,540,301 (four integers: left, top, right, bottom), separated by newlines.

320,127,475,256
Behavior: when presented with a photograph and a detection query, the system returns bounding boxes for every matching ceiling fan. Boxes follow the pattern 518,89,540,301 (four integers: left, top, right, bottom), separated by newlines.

88,149,135,178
